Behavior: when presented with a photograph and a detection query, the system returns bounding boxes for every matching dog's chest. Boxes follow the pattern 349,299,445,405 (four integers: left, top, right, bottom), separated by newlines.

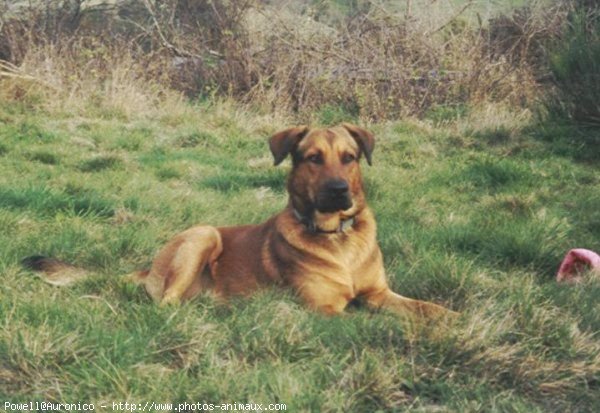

290,229,381,286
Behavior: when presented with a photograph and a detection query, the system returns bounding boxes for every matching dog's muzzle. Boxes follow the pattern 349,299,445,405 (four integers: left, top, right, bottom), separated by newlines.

315,179,352,213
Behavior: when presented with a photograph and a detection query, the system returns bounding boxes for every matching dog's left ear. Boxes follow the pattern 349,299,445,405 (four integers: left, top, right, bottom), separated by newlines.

341,123,375,166
269,126,309,166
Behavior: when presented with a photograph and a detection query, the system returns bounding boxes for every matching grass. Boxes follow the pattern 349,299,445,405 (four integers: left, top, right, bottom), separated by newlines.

1,99,599,412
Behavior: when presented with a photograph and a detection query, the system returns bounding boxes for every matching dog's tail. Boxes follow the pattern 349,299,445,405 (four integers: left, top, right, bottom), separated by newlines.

21,255,89,286
22,255,152,287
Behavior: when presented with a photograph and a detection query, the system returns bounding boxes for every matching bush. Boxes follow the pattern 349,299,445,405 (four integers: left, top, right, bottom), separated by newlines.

0,1,578,121
549,5,600,125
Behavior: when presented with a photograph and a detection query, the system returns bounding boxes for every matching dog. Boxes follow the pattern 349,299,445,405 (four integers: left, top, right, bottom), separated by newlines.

24,123,455,321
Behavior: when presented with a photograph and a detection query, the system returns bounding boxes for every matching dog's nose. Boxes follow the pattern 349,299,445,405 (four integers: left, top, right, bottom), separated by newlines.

326,179,349,195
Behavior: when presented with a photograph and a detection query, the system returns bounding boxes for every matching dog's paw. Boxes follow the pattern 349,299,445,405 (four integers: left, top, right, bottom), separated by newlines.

160,294,182,307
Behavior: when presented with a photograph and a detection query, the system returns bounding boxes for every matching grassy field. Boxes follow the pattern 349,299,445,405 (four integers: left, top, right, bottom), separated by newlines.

1,99,599,412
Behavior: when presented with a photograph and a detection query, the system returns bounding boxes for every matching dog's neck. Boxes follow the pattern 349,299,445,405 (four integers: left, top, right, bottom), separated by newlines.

292,208,356,234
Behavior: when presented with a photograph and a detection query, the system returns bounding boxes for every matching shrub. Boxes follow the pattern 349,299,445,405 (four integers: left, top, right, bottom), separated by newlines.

0,1,576,121
549,5,600,125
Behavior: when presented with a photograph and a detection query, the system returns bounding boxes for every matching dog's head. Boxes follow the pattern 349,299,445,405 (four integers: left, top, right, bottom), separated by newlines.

269,123,374,224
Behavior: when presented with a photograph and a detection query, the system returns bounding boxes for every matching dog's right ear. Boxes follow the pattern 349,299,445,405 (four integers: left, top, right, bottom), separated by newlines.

269,126,309,166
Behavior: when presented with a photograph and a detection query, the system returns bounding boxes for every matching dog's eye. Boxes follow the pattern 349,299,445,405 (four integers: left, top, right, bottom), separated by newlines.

306,153,323,164
341,153,356,164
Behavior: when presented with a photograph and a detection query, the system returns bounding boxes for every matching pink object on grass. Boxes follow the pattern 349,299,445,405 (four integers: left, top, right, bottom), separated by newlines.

556,248,600,283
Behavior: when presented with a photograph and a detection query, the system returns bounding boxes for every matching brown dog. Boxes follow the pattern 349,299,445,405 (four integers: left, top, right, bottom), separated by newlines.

23,124,454,320
130,123,454,320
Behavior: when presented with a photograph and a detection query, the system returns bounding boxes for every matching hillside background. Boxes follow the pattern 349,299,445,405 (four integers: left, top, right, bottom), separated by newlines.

1,0,598,124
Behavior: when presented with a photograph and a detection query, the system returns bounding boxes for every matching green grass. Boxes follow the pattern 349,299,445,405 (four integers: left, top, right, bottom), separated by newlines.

1,101,599,412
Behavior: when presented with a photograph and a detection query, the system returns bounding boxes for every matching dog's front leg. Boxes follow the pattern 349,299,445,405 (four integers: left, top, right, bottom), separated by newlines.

364,288,457,321
295,279,353,315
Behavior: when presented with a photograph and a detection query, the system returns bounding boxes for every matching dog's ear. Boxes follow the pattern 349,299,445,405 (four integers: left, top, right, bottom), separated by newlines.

269,126,309,166
341,123,375,166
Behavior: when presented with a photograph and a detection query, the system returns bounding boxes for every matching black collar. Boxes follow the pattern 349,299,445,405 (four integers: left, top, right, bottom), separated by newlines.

292,209,355,234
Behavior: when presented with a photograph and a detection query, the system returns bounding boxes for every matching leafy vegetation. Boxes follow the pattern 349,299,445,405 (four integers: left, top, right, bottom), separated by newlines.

549,5,600,125
0,0,574,119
